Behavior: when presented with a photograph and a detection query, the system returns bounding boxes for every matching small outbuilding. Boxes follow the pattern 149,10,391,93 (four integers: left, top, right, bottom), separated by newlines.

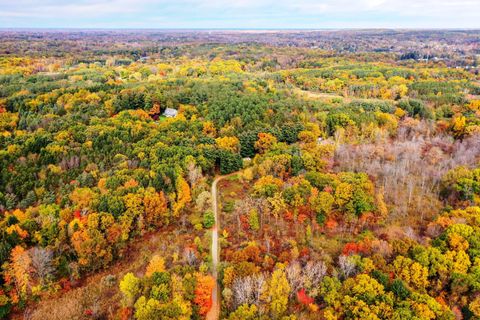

163,108,178,118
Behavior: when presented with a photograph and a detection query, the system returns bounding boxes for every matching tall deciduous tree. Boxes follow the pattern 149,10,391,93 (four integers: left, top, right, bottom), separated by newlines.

194,273,215,316
267,268,290,318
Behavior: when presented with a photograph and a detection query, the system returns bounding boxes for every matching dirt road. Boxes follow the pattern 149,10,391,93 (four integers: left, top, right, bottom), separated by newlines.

206,175,224,320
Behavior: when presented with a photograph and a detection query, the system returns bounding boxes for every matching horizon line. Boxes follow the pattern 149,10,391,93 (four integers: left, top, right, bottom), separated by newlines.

1,27,480,32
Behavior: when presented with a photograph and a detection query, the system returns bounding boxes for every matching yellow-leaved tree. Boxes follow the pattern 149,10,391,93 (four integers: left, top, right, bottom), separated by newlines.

145,255,165,277
267,267,291,318
173,176,191,217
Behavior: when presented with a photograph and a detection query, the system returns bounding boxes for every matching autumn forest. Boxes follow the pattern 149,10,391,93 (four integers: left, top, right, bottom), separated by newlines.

0,29,480,320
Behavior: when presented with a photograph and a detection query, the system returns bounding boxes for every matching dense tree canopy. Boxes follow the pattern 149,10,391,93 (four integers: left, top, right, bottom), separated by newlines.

0,30,480,319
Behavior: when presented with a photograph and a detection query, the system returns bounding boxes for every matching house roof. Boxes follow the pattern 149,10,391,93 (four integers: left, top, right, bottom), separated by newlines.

163,108,178,116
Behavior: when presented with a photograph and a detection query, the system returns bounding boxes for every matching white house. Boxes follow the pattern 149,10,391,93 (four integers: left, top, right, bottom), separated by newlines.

163,108,178,118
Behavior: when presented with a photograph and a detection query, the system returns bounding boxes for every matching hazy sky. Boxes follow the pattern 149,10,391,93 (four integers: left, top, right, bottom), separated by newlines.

0,0,479,29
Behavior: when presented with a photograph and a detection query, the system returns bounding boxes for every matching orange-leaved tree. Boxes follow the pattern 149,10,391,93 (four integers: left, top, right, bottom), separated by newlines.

194,273,215,316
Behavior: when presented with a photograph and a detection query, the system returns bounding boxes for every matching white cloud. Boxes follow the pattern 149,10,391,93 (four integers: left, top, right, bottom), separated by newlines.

0,0,479,28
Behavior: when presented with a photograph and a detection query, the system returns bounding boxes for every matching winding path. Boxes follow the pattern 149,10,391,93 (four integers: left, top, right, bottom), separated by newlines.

206,175,224,320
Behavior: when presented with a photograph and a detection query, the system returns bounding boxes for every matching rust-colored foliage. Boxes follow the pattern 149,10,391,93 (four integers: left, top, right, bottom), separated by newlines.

297,288,314,305
119,307,133,320
342,242,368,256
194,273,215,316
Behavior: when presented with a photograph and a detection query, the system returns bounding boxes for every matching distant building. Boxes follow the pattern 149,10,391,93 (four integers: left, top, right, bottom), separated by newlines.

163,108,178,118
